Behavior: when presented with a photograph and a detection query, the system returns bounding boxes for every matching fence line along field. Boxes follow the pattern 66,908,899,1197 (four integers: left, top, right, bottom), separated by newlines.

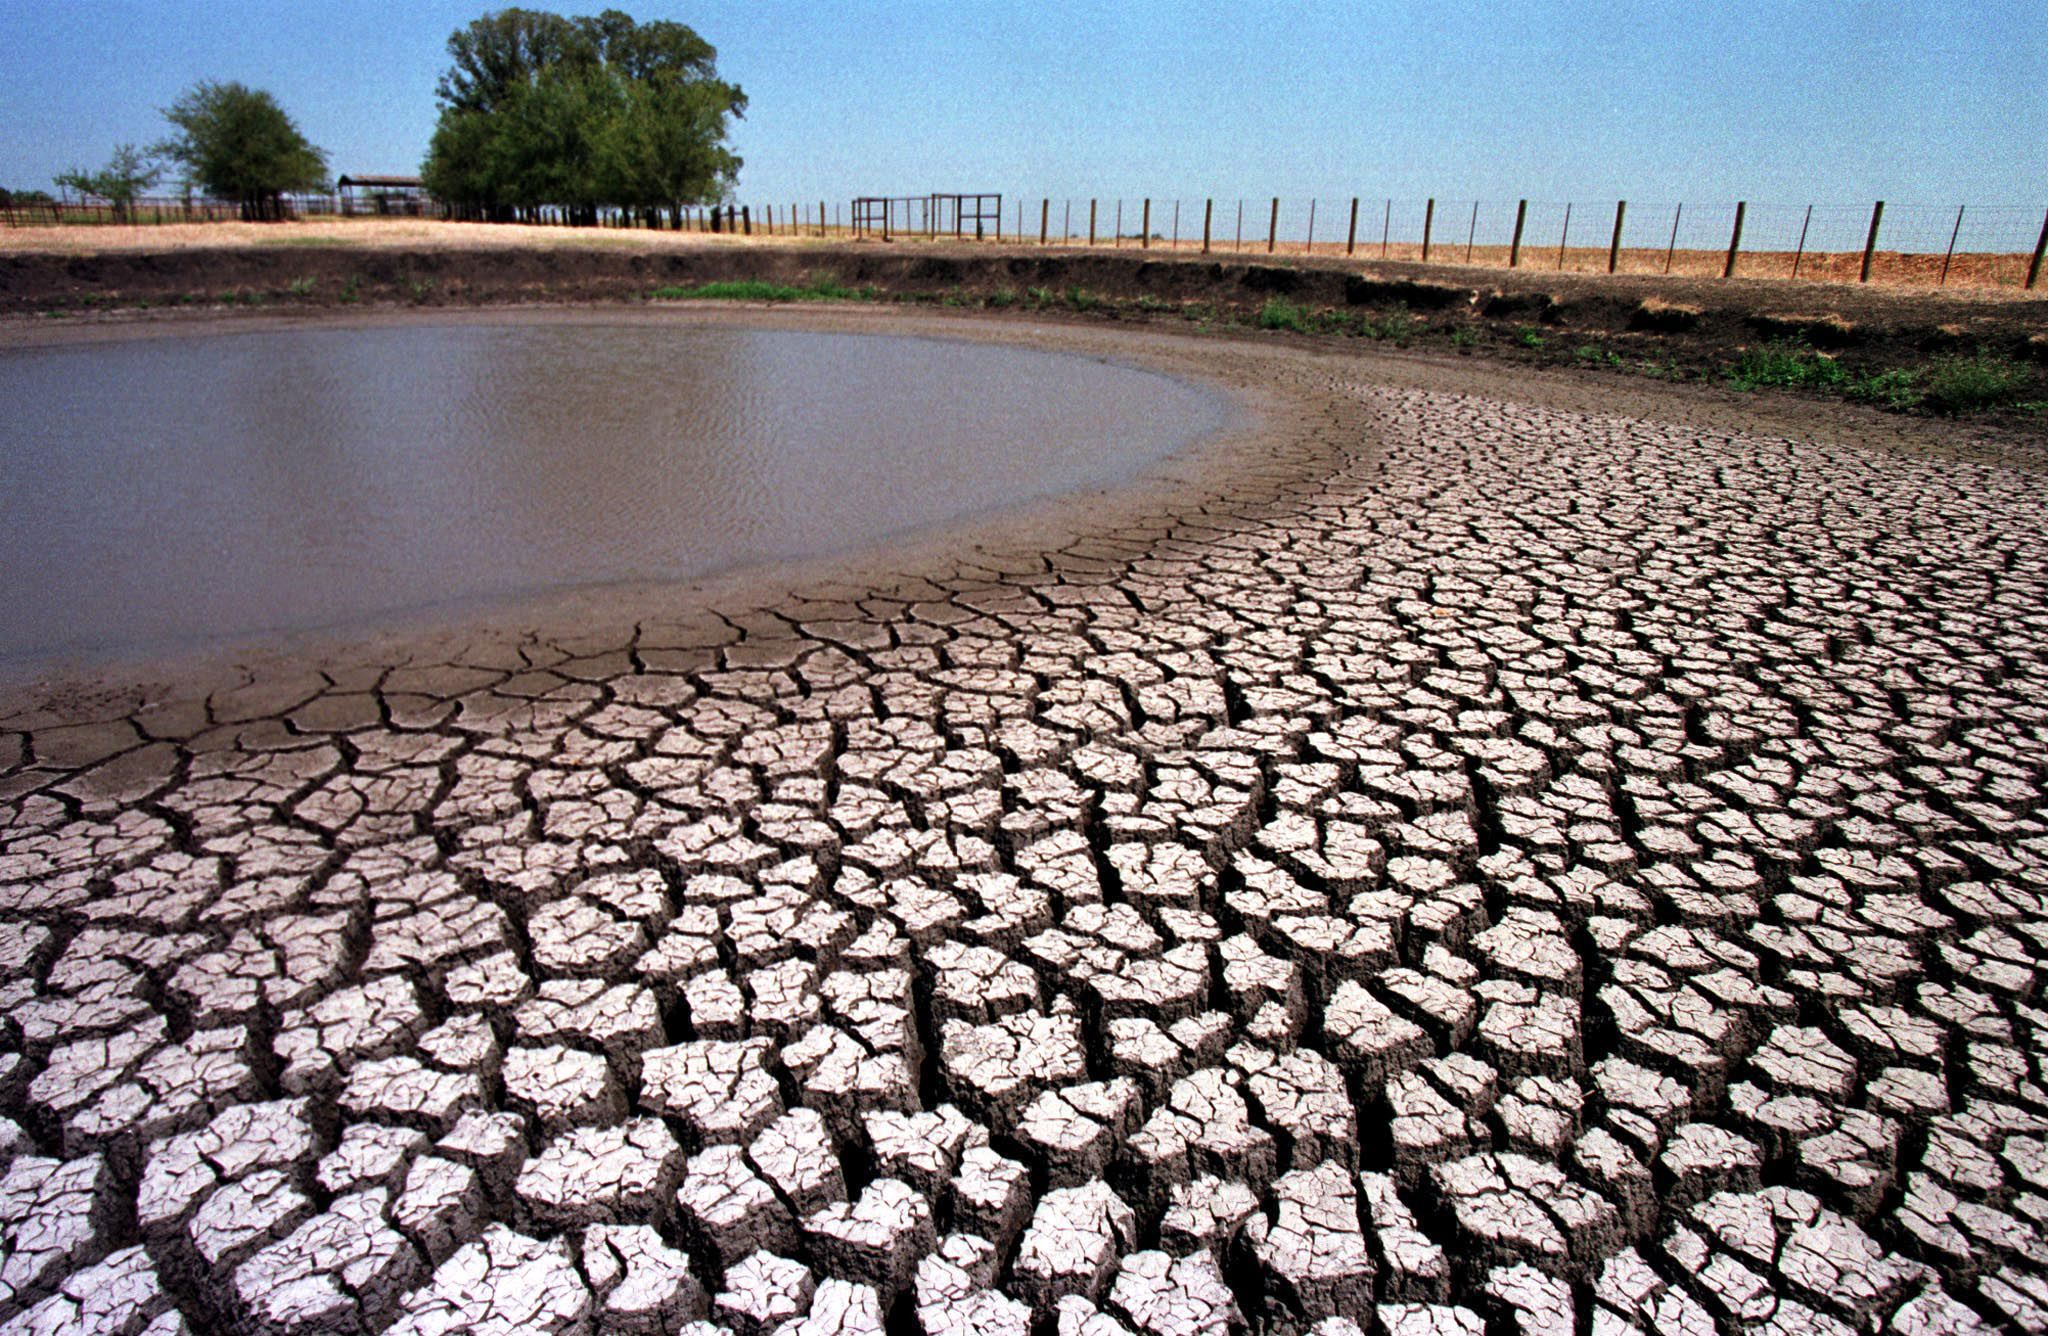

6,190,2047,294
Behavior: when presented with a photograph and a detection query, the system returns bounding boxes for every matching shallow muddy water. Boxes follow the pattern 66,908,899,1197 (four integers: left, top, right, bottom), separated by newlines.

0,321,1227,661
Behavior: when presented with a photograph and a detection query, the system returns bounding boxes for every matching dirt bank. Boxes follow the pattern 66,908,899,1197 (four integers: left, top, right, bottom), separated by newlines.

5,236,2046,424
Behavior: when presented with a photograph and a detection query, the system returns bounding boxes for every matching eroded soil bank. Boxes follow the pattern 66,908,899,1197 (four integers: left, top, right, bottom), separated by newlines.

5,238,2045,423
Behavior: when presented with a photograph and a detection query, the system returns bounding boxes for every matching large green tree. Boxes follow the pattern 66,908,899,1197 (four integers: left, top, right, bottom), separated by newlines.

157,81,328,221
53,144,161,222
422,9,744,224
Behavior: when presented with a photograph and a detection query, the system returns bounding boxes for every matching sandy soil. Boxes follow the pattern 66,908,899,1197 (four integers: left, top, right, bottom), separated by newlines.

1,215,2040,296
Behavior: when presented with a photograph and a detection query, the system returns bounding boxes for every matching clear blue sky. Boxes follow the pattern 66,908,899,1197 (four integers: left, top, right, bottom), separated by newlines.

2,0,2041,210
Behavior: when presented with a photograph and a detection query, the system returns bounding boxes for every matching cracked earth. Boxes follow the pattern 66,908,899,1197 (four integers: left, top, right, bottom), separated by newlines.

2,313,2046,1335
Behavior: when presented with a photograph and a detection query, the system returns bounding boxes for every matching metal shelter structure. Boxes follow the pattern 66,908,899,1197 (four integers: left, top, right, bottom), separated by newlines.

852,193,1002,241
337,175,428,217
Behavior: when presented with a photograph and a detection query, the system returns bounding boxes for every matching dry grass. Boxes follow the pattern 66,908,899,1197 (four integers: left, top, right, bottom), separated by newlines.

0,214,2036,295
0,216,859,256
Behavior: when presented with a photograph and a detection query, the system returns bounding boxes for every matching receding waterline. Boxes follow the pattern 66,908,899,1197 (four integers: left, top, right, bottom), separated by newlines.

0,322,1230,662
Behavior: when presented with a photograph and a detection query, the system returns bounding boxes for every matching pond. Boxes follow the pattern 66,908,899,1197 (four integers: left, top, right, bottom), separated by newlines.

0,320,1229,662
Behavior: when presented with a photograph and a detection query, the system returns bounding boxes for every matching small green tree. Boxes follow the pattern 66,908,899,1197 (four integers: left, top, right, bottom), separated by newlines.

53,144,161,222
157,81,329,221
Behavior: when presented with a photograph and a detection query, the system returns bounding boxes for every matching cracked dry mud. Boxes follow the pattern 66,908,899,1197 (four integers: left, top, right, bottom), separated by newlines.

2,314,2046,1335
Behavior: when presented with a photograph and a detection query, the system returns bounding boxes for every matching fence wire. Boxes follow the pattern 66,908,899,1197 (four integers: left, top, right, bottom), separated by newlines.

11,188,2044,289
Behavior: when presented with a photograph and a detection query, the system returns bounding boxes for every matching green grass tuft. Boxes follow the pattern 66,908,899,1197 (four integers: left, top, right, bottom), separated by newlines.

647,278,871,303
1843,368,1921,411
1917,354,2034,415
1726,339,1845,392
1257,298,1313,333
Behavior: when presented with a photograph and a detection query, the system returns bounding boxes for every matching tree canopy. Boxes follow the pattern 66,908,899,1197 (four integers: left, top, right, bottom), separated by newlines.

54,144,160,221
422,8,745,223
157,82,329,220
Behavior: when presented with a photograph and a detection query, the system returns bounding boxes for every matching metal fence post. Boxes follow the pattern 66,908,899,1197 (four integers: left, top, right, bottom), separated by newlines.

1089,199,1097,247
1422,198,1435,263
1465,201,1478,263
1860,201,1884,282
1040,198,1049,245
1792,204,1812,278
2029,206,2048,289
1267,197,1279,254
1558,203,1572,269
1665,203,1681,273
1509,199,1528,267
1939,204,1963,286
1347,197,1358,256
1141,198,1151,249
1607,200,1626,273
1203,199,1213,254
1722,201,1745,277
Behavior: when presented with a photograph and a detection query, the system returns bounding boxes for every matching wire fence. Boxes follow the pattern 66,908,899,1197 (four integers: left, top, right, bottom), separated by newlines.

11,190,2046,291
0,193,410,226
976,196,2048,290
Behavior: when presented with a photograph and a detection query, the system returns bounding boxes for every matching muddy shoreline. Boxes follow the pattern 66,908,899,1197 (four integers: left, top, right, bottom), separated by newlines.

5,239,2046,420
3,299,2046,1332
0,302,2036,723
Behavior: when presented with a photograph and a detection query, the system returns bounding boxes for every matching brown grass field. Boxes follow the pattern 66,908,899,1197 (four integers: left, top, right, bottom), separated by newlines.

1,215,2037,296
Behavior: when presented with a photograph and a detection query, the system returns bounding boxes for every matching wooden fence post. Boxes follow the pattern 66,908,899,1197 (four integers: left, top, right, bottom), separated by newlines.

1791,204,1812,277
1939,205,1965,286
1557,203,1572,269
1508,199,1528,267
1422,198,1435,262
820,200,826,237
2028,206,2048,289
1722,201,1745,278
742,205,751,236
1382,199,1391,257
1089,199,1097,246
1267,197,1279,253
1141,198,1151,249
1172,200,1180,249
1608,200,1626,273
1040,198,1049,245
1203,199,1213,254
1665,204,1681,273
1465,201,1478,262
1347,197,1358,256
1859,201,1884,283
